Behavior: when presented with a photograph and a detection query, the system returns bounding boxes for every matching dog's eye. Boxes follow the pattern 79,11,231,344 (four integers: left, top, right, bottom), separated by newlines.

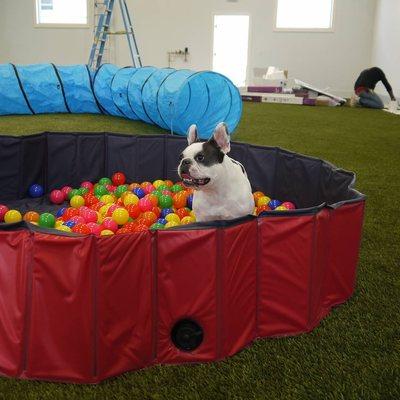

195,153,204,162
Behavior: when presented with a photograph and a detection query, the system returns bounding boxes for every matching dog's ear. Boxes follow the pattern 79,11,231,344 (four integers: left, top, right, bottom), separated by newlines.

187,124,198,145
212,122,230,154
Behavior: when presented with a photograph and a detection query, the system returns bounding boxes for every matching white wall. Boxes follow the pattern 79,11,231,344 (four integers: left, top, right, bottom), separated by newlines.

371,0,400,98
0,0,377,96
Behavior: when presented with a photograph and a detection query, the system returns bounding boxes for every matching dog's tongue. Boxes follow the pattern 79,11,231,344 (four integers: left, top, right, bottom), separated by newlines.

181,173,191,179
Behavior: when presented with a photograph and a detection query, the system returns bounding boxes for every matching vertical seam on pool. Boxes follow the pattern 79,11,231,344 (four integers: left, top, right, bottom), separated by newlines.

255,218,261,337
151,231,158,362
92,236,99,381
307,214,318,329
216,228,223,359
20,231,34,376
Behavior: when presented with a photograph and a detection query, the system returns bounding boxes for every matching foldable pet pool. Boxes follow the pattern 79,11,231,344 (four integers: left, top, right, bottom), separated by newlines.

0,133,365,383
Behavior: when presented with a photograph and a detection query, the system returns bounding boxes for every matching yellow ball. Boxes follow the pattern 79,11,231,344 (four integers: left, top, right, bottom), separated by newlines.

153,179,165,189
123,193,139,206
253,207,257,216
100,229,114,236
70,195,85,208
165,213,180,224
100,194,115,204
275,205,287,211
112,208,129,225
257,196,271,207
4,210,22,223
99,204,112,216
55,220,64,228
165,221,179,229
181,216,196,225
56,225,72,233
190,210,196,219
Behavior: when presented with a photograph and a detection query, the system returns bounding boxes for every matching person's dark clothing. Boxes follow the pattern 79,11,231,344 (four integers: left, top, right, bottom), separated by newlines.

354,67,392,93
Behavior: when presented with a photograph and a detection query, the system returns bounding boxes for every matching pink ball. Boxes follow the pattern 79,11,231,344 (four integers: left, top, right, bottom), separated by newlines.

143,184,155,194
69,215,85,225
138,197,153,212
0,205,9,222
61,186,72,199
161,190,172,196
83,209,98,223
87,222,102,235
281,201,296,210
50,190,65,205
79,206,90,216
102,217,118,232
81,181,93,190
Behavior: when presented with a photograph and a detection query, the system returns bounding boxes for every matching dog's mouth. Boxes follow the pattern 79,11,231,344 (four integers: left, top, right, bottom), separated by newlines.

180,173,210,187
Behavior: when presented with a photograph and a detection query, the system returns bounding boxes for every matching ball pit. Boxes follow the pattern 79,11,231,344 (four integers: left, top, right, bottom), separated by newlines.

0,132,365,383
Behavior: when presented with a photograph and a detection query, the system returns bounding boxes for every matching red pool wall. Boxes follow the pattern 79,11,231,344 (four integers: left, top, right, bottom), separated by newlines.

0,200,365,383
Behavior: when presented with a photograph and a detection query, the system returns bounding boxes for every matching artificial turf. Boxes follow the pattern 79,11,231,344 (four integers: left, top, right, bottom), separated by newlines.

0,103,399,399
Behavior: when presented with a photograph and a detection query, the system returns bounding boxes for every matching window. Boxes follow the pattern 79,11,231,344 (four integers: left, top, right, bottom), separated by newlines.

275,0,334,31
35,0,88,26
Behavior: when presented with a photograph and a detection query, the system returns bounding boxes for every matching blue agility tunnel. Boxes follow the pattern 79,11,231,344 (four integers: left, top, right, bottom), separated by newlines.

0,63,242,138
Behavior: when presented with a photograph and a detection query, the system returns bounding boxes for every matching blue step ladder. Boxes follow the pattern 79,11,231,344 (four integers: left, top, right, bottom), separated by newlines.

88,0,142,70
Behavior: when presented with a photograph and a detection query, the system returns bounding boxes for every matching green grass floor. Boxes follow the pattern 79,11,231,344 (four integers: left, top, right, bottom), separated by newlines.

0,103,399,399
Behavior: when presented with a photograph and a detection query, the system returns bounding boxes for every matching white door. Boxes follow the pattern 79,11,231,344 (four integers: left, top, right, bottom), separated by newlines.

212,15,250,87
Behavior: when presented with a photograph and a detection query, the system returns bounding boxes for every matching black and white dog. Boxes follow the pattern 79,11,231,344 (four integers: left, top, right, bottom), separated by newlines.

178,122,254,222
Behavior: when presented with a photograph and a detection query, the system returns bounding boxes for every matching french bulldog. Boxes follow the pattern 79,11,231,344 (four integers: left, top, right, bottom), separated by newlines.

178,122,254,222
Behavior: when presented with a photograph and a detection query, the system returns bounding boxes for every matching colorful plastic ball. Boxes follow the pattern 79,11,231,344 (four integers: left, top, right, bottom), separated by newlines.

126,204,142,219
281,201,296,210
23,211,40,223
165,221,179,229
106,204,120,217
161,190,172,196
82,209,98,223
80,181,93,190
50,189,65,204
186,194,193,209
173,193,187,209
56,207,67,218
256,205,271,215
253,191,265,202
128,183,140,191
157,218,167,225
112,172,126,186
141,211,157,225
275,206,288,211
157,184,169,192
176,207,190,220
268,199,282,210
164,180,174,187
138,197,153,212
99,177,112,186
112,208,129,225
94,184,108,197
151,206,161,218
100,229,115,236
70,195,85,208
61,186,72,199
171,184,183,193
160,208,174,218
144,194,158,207
143,184,156,194
165,213,180,224
57,225,72,233
69,215,85,225
115,185,128,198
158,194,173,209
28,184,44,198
181,216,196,225
72,223,91,235
0,205,9,222
102,217,118,233
68,189,80,200
257,196,271,207
64,220,76,228
152,179,164,189
133,187,145,199
123,193,139,207
77,187,89,197
4,210,22,224
55,220,64,228
38,213,55,228
133,224,148,232
100,194,115,204
150,223,165,230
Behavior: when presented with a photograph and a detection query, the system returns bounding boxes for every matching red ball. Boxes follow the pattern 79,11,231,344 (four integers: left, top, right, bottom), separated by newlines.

176,207,190,220
69,215,85,225
50,189,65,205
72,223,91,235
91,201,105,212
281,201,296,210
106,184,117,193
143,184,155,194
83,209,98,223
102,217,118,233
62,207,80,221
106,204,121,217
123,222,137,232
256,205,271,215
86,222,102,235
112,172,126,186
61,186,72,199
141,211,157,225
151,206,161,218
0,204,10,222
126,204,142,219
81,181,93,190
134,224,149,232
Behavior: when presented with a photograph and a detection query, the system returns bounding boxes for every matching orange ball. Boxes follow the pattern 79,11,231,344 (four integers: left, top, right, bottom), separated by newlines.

164,180,173,187
176,207,190,220
23,211,40,223
140,181,151,190
146,194,158,207
128,182,140,191
141,211,157,225
253,191,265,202
173,192,187,209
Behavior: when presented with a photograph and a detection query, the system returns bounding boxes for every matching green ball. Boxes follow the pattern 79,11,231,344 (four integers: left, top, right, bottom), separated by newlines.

39,213,55,228
157,184,169,192
94,184,108,197
68,189,79,200
158,194,173,209
171,184,183,193
151,189,162,198
77,187,88,196
99,177,112,185
150,223,165,230
115,184,128,198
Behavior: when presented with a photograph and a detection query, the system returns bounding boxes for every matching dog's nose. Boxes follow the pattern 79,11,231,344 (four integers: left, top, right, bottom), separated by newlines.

182,158,192,166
